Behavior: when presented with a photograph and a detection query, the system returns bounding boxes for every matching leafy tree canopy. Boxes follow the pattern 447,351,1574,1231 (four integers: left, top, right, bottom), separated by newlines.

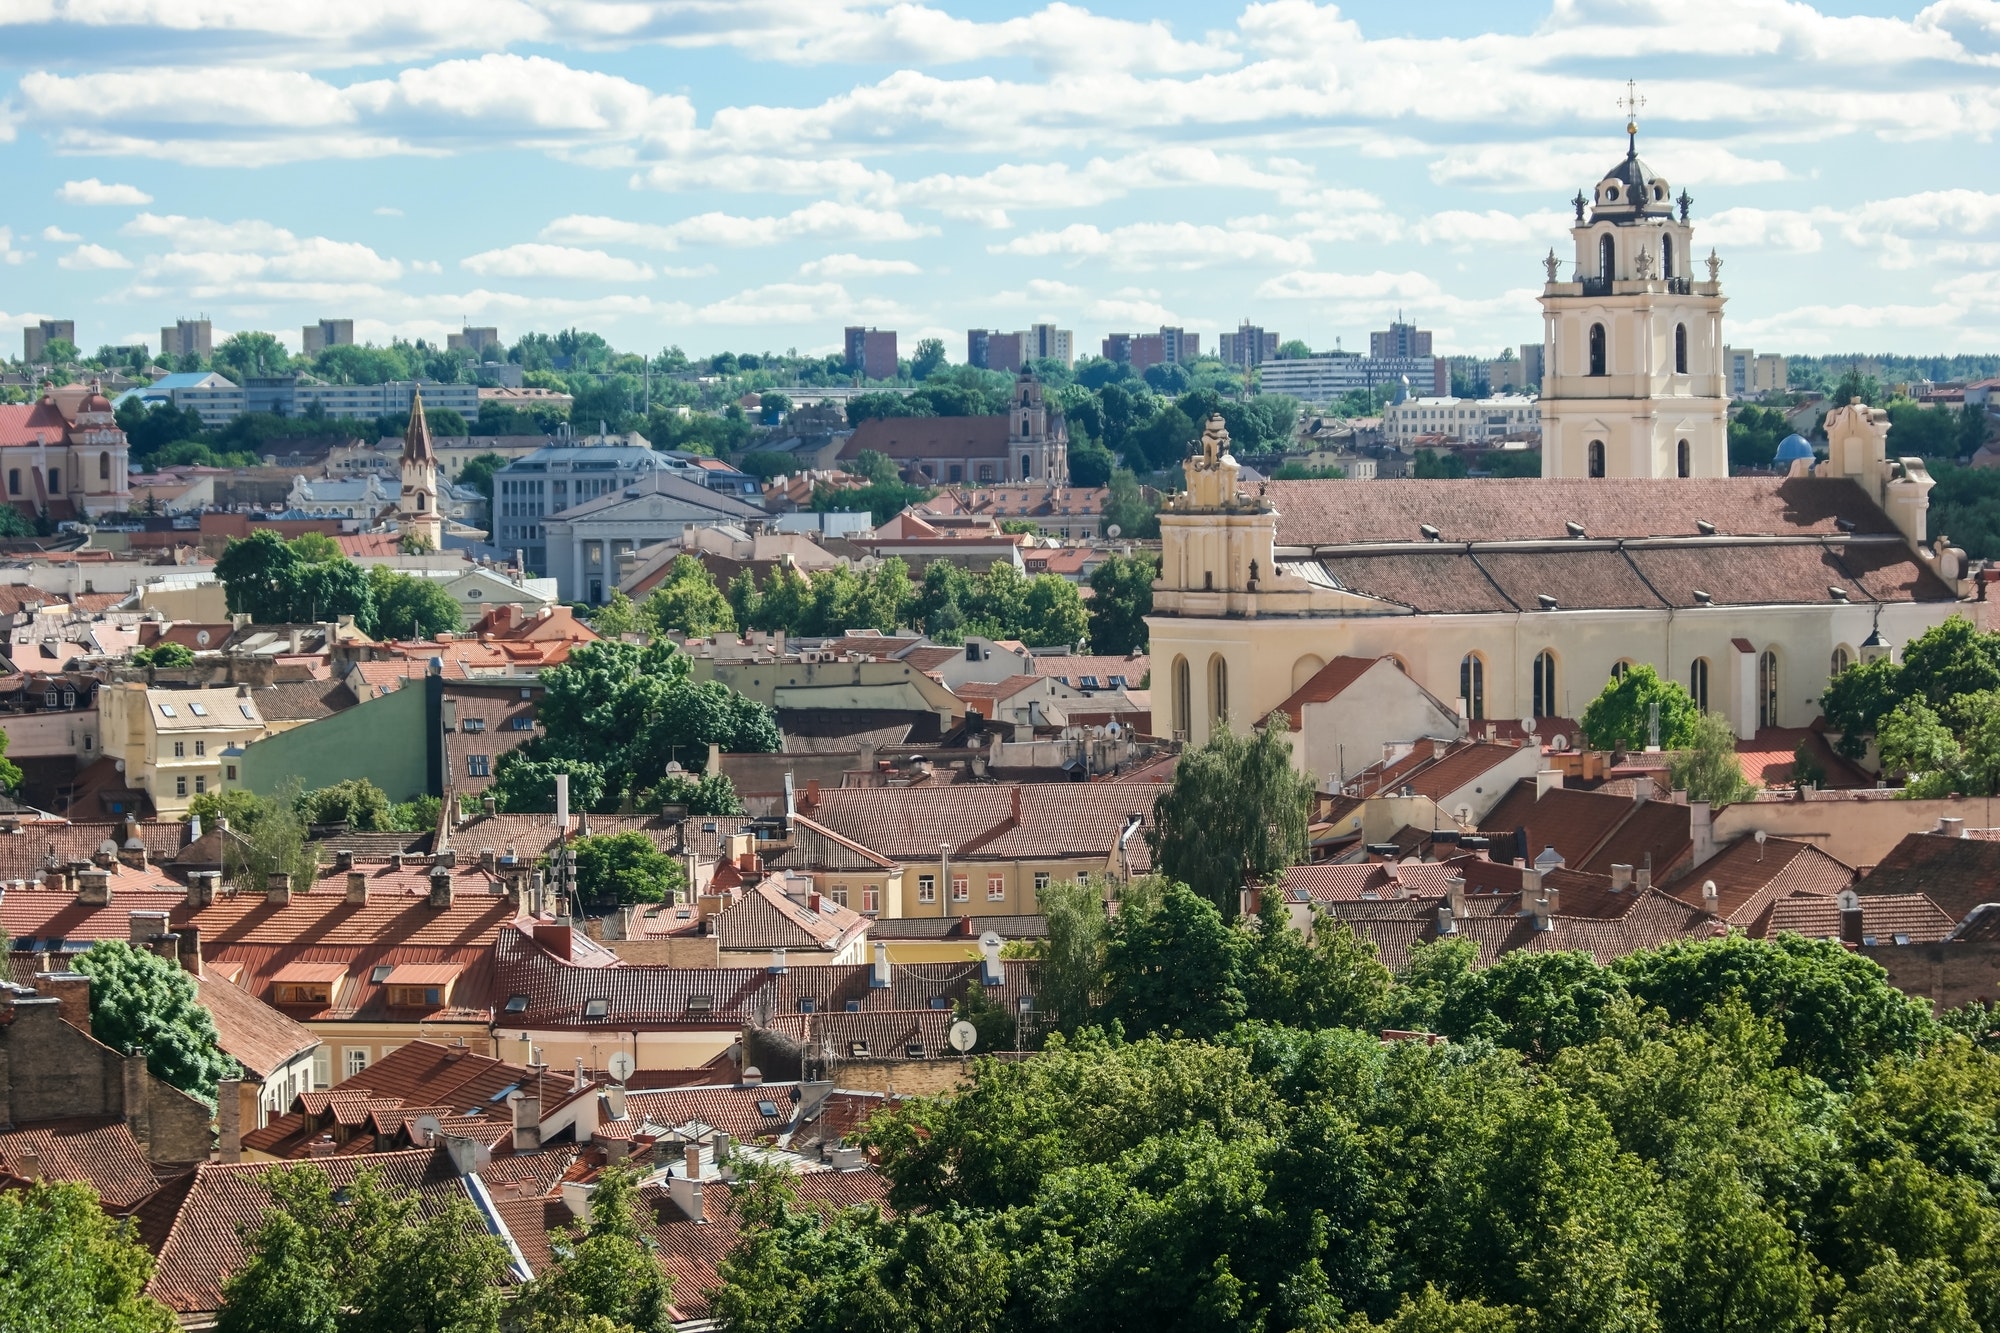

1580,663,1701,751
74,940,234,1100
1149,715,1314,919
0,1180,176,1333
569,830,687,906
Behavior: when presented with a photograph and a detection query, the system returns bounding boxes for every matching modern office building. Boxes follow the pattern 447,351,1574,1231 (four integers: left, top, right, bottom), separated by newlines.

22,320,75,363
491,429,674,577
1370,320,1434,359
1255,354,1449,402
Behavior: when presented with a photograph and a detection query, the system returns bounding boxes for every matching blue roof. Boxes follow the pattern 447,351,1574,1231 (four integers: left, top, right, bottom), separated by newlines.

147,372,224,390
1775,433,1815,462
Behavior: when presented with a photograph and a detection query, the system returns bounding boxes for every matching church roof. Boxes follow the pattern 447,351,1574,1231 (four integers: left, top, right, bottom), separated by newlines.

402,388,434,466
1775,433,1815,462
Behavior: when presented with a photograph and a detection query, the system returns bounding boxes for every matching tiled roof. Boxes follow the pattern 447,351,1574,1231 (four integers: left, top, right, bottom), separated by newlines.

1331,885,1718,970
620,1084,805,1141
143,686,264,730
195,974,318,1080
248,679,352,722
0,1118,165,1208
770,1007,959,1060
1855,832,2000,925
2,884,192,950
803,784,1154,867
1757,890,1954,944
1030,654,1147,686
1270,656,1384,728
712,876,871,953
866,913,1048,940
1479,780,1693,881
1663,836,1856,927
1733,726,1874,790
0,819,192,883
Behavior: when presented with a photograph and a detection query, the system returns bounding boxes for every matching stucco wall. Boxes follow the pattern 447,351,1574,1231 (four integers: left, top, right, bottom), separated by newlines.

235,682,435,803
1712,794,2000,870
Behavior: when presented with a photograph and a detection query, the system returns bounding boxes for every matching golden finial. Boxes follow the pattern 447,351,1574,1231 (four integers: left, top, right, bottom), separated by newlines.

1619,80,1646,144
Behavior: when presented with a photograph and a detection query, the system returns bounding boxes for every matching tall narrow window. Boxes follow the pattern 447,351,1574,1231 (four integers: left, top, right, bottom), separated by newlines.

46,468,58,494
1758,650,1779,729
6,470,17,495
1678,439,1691,478
1532,651,1558,719
1460,653,1485,720
1172,657,1191,737
1690,657,1709,712
1675,323,1688,374
1588,440,1606,478
1662,234,1675,279
1598,233,1615,283
1588,324,1607,376
1831,647,1852,676
99,452,110,479
1021,453,1031,478
1209,655,1229,725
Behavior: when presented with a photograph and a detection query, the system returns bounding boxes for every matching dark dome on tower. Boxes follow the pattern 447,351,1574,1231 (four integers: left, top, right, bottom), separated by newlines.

1589,127,1674,223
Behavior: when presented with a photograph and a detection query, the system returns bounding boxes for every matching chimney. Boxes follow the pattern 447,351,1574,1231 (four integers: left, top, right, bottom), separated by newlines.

807,892,821,914
481,793,497,816
741,1065,763,1088
345,871,369,905
480,848,496,873
1437,903,1457,935
980,931,1003,987
1633,781,1649,806
1535,769,1564,799
669,1148,706,1222
186,870,219,909
334,849,354,871
1841,905,1865,946
1939,817,1967,838
15,1148,40,1181
1689,800,1715,866
560,1180,594,1224
76,867,112,906
444,1133,489,1176
1610,864,1632,892
1635,864,1651,892
177,925,202,976
266,872,292,905
128,910,169,944
871,940,891,990
117,844,149,872
511,1091,541,1152
685,1142,702,1179
428,867,453,908
388,852,404,870
770,947,788,974
1701,879,1720,914
1010,785,1022,826
537,922,572,961
1445,873,1465,915
216,1078,242,1163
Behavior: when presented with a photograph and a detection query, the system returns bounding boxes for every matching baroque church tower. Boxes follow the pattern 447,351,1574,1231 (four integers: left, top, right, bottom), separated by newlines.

399,388,443,550
1008,370,1068,483
1539,98,1728,480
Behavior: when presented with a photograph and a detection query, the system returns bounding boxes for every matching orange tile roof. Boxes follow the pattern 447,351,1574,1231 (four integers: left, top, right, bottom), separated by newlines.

0,1119,165,1209
1271,656,1388,729
195,974,318,1080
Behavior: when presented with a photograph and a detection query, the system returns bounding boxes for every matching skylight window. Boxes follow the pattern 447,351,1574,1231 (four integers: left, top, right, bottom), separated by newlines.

583,998,608,1019
370,965,393,983
240,704,256,719
504,995,529,1013
756,1099,779,1118
686,995,713,1015
189,703,208,717
157,703,176,717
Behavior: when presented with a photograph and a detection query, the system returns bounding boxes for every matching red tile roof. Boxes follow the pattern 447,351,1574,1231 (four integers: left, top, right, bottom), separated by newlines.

1855,832,2000,925
1479,779,1693,882
0,1119,165,1209
195,974,317,1081
1270,656,1383,728
1663,836,1856,927
802,783,1154,867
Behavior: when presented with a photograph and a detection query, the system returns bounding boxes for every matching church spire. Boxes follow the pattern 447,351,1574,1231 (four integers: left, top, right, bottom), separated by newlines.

403,387,434,466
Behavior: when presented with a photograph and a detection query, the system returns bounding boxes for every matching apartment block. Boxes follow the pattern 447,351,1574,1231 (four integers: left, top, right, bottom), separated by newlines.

1219,322,1279,368
968,329,1024,373
1256,354,1449,403
447,325,501,355
1370,321,1433,359
1021,323,1072,366
1721,346,1788,397
845,327,898,380
1104,326,1198,375
160,319,213,361
1519,342,1547,391
302,319,354,355
22,320,76,364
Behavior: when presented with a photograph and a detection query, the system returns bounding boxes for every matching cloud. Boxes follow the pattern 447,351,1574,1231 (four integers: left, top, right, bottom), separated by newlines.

543,203,935,250
41,226,81,243
694,281,901,325
113,212,405,296
461,243,656,281
56,178,154,206
1700,207,1824,252
1415,209,1573,249
0,229,27,266
1255,269,1447,302
800,253,921,277
374,206,404,217
59,243,133,270
991,222,1313,270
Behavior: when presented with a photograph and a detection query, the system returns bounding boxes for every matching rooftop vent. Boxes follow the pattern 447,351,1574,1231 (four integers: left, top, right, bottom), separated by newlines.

1835,517,1858,533
1829,586,1849,601
1692,589,1713,605
1696,518,1716,535
1536,593,1559,610
1419,523,1441,541
1564,520,1585,538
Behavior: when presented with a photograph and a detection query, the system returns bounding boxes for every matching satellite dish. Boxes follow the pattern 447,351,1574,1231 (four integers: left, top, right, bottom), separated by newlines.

1106,524,1122,539
607,1051,636,1082
1753,829,1768,845
195,630,210,647
1519,716,1537,737
97,839,119,859
978,930,1003,950
948,1020,978,1053
1551,735,1568,752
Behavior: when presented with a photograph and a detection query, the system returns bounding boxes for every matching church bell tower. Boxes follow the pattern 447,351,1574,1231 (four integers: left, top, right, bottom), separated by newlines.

1539,90,1729,480
400,388,443,550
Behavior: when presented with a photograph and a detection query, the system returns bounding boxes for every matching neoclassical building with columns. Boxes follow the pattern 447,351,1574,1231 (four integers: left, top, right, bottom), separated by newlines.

1147,131,1968,789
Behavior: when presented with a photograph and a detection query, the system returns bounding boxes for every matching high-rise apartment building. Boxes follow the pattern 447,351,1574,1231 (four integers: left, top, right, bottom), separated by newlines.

1104,326,1199,375
1720,346,1788,397
1519,343,1547,390
447,325,501,355
302,319,354,356
1021,323,1072,366
22,320,76,363
1219,323,1278,369
845,327,898,380
160,319,213,361
1370,320,1434,359
969,329,1025,373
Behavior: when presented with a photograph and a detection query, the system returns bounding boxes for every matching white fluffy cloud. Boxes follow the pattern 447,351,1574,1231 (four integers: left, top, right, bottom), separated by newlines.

799,253,921,277
991,222,1313,270
0,229,28,267
58,243,132,270
56,178,154,205
41,225,81,242
544,203,934,250
461,243,655,281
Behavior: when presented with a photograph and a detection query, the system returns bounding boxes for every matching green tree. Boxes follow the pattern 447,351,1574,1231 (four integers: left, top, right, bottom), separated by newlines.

1017,572,1089,648
221,780,320,896
911,337,949,380
295,778,395,831
1086,550,1156,655
1238,898,1392,1031
1413,448,1470,479
1030,876,1111,1037
1879,697,1963,794
185,786,264,833
569,830,687,905
849,449,900,486
1824,655,1906,757
591,590,645,639
130,641,197,670
0,1179,175,1333
1149,714,1314,919
639,556,735,637
367,567,461,640
214,530,301,622
642,770,745,816
1581,664,1701,751
517,1166,672,1333
456,452,507,515
1103,882,1247,1039
74,940,233,1101
0,726,20,793
1102,468,1159,538
1070,435,1116,486
1668,710,1755,805
212,331,292,383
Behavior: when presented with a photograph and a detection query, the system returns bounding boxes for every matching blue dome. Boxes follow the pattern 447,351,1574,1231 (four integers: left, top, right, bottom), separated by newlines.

1391,375,1411,406
1775,433,1815,463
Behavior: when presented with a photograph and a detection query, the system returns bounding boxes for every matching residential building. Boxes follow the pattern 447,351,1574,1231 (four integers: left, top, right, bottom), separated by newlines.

844,327,897,381
1370,320,1434,358
837,370,1067,486
476,384,573,413
0,381,133,519
1520,341,1547,389
1146,401,1963,751
1020,323,1072,366
1383,394,1541,444
968,329,1023,373
955,482,1107,539
301,319,354,355
194,972,320,1131
23,319,75,363
540,470,767,603
442,675,543,805
111,371,245,428
1219,322,1279,368
1256,354,1448,402
1103,326,1198,376
1265,655,1466,787
1538,123,1727,479
1722,346,1789,397
99,683,269,816
491,430,675,578
159,318,212,361
447,325,500,354
240,376,478,421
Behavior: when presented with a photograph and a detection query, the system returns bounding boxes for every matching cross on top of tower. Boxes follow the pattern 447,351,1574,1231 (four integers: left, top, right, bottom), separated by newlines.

1619,80,1646,148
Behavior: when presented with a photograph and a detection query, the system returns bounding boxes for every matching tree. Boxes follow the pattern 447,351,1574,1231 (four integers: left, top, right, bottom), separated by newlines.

911,338,949,380
639,556,736,637
74,940,233,1101
1087,550,1156,655
757,390,791,425
212,331,292,383
217,1165,511,1333
1824,655,1906,757
591,590,645,639
643,770,746,816
1070,435,1116,487
220,780,319,897
1149,714,1314,919
1238,897,1391,1031
1580,664,1701,752
1017,573,1089,648
1031,876,1112,1038
185,786,264,833
215,530,300,623
1668,710,1754,806
0,1179,176,1333
569,830,686,905
295,778,395,832
849,449,901,486
516,1166,672,1333
1413,448,1469,479
1102,468,1159,538
367,566,460,639
129,641,196,671
0,726,20,793
1879,697,1962,794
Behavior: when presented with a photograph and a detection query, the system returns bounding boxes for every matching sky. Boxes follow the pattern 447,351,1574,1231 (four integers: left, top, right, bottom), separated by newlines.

3,0,2000,364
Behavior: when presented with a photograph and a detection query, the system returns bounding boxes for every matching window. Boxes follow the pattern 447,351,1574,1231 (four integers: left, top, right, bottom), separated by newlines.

240,704,255,719
157,703,176,718
584,998,608,1019
1678,438,1691,478
1832,647,1852,676
194,775,205,794
1588,323,1606,376
510,715,534,730
952,875,969,902
370,965,394,983
46,468,57,494
1598,233,1615,283
862,884,879,913
1662,233,1675,280
987,874,1006,901
1588,440,1606,478
467,754,490,777
1532,650,1559,719
389,985,443,1007
918,874,936,904
189,702,207,717
313,1047,332,1089
1611,660,1632,682
1209,655,1229,725
1690,658,1710,712
1758,650,1779,728
1674,323,1688,374
175,776,187,797
1459,653,1485,720
1172,657,1191,737
194,740,205,756
4,470,14,495
226,765,237,780
462,718,485,732
277,982,332,1005
173,741,185,758
344,1048,370,1079
798,997,817,1014
1034,871,1051,894
757,1099,781,1118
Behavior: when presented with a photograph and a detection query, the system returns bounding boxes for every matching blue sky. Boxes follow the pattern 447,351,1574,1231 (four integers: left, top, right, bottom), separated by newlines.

2,0,1998,363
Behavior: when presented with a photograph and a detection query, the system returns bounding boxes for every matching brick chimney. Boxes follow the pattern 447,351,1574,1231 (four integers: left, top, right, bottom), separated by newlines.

345,871,369,905
428,867,454,908
186,870,220,909
76,867,112,906
117,844,149,872
511,1090,541,1152
266,872,292,906
216,1078,242,1163
334,849,354,871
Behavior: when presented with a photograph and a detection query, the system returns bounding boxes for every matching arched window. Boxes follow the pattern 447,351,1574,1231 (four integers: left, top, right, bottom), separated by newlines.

1675,323,1688,375
1598,233,1615,283
1611,659,1632,682
1588,323,1606,376
98,451,110,480
1689,657,1709,712
1209,655,1229,725
1172,657,1191,737
1758,649,1779,728
416,493,427,511
1588,440,1606,478
1678,439,1691,478
1831,646,1852,676
1662,233,1675,279
1021,415,1030,434
1460,653,1485,720
1021,389,1031,407
1532,651,1559,718
1021,453,1031,478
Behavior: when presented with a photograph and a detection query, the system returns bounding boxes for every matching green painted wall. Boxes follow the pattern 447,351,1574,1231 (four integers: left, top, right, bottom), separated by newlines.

235,682,437,802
